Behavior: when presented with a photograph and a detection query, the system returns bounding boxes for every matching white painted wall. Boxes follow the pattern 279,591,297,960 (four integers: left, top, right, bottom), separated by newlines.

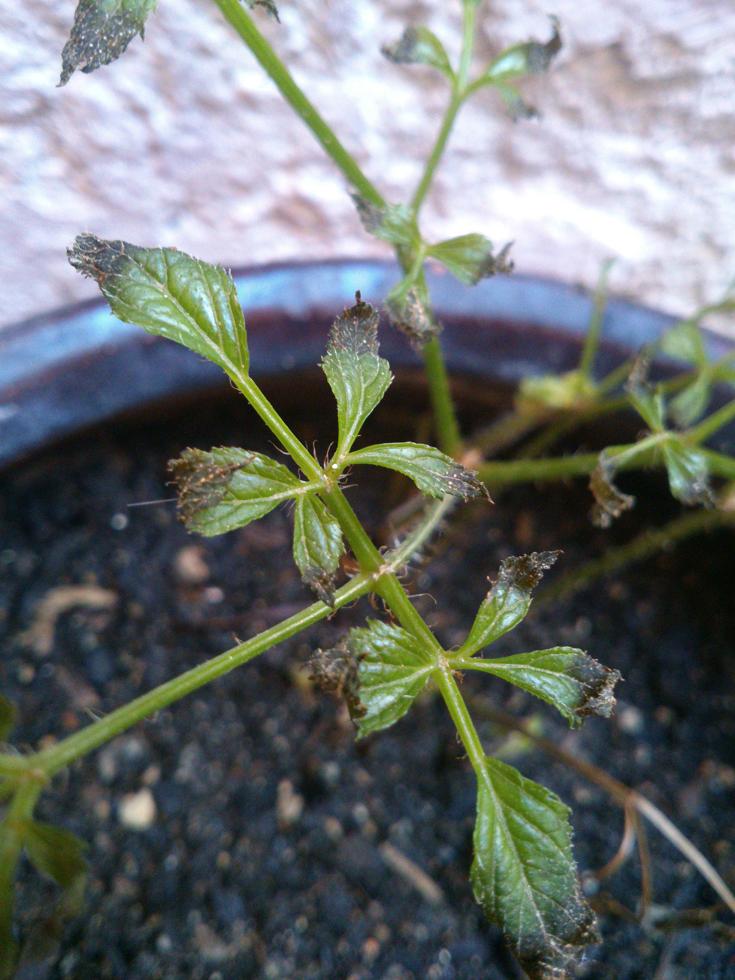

2,1,734,328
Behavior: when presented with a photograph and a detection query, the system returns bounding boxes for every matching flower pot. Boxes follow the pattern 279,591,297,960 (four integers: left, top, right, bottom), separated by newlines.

2,261,733,978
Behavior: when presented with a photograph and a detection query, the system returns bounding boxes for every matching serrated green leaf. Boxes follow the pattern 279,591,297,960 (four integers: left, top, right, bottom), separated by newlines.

472,756,598,978
460,552,560,657
382,26,454,80
321,297,393,457
168,447,307,535
349,621,434,737
351,197,417,248
454,647,621,728
292,494,344,604
59,0,156,86
427,235,513,286
24,822,87,894
0,696,15,743
482,16,562,83
346,442,485,501
68,235,249,380
661,439,714,507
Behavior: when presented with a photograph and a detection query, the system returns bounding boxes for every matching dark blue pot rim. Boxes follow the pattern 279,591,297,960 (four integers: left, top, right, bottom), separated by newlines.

1,259,731,467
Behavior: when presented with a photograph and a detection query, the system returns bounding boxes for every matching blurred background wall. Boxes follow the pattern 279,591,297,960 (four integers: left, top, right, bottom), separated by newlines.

2,0,734,329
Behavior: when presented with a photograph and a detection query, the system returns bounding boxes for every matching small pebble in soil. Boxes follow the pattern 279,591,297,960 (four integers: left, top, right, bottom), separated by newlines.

118,788,157,830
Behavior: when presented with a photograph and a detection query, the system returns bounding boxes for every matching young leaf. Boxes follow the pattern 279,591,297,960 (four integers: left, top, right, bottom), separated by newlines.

351,197,417,248
661,439,714,507
0,695,15,743
348,621,434,738
660,320,707,367
589,452,635,528
427,235,513,286
292,494,345,605
346,442,486,501
455,647,621,728
321,296,393,457
670,372,712,428
382,26,454,81
472,756,598,978
168,447,306,535
68,235,249,380
386,282,440,349
24,822,87,896
481,16,562,83
59,0,156,86
460,552,560,657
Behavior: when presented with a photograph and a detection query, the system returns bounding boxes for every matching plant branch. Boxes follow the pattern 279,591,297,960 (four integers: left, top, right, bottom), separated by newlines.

211,0,385,208
536,508,735,607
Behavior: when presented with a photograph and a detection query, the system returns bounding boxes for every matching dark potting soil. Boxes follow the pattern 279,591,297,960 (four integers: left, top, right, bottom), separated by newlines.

1,379,735,980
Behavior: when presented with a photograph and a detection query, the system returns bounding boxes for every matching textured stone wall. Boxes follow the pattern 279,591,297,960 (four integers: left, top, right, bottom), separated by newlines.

2,0,734,329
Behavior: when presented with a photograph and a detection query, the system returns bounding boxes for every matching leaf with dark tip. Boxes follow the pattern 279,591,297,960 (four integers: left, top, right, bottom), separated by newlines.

472,756,598,979
308,641,364,721
351,196,417,248
292,494,344,605
243,0,279,21
428,235,513,286
348,621,433,738
346,442,486,501
661,439,714,507
0,695,15,743
321,297,393,456
482,16,562,83
386,281,440,349
382,26,454,80
460,552,560,656
68,235,249,379
59,0,156,86
456,647,621,728
589,453,635,528
168,447,305,536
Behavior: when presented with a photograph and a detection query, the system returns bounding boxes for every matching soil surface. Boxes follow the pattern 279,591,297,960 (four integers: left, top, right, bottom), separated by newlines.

1,379,735,980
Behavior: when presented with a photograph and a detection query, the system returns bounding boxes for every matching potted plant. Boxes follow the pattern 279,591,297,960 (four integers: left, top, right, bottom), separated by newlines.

1,2,734,977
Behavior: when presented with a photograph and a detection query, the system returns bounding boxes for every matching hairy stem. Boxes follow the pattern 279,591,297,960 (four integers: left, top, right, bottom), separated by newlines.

211,0,463,461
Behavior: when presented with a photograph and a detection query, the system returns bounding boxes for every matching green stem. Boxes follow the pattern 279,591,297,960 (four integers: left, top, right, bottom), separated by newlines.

422,337,462,455
235,374,323,481
33,576,370,777
433,666,489,785
479,451,600,486
703,449,735,481
578,259,614,381
409,1,476,215
410,98,461,215
537,508,735,607
13,494,452,783
689,398,735,445
211,0,384,208
323,489,441,652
